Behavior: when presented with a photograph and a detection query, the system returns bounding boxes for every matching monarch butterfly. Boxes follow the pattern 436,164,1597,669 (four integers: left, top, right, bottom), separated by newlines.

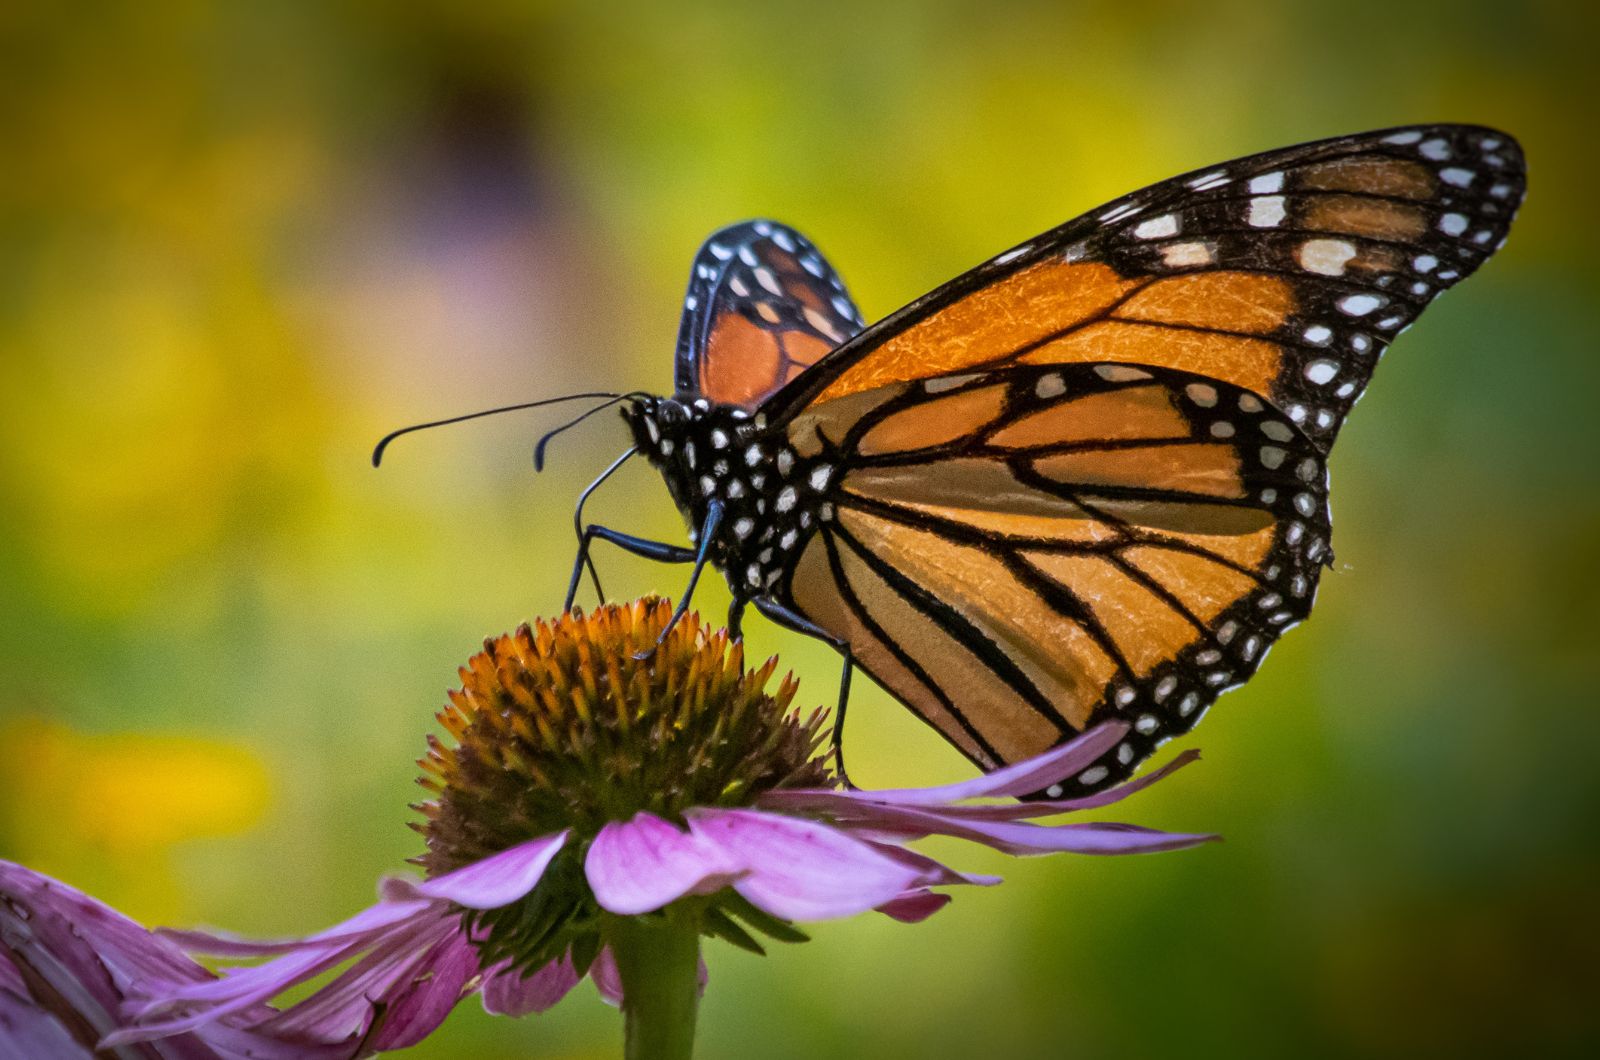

380,124,1525,797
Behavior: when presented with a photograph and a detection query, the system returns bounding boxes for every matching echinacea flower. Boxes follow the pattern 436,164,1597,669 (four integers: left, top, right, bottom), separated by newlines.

3,599,1213,1059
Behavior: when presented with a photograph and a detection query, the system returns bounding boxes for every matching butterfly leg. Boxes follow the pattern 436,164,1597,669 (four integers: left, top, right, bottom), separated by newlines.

564,525,696,612
727,597,746,641
568,446,637,605
752,598,857,790
640,501,725,655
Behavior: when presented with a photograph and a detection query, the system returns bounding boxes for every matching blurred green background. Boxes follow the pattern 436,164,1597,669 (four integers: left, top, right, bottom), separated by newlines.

2,1,1596,1056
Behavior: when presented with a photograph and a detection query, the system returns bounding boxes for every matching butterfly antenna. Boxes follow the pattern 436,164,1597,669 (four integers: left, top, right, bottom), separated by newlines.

534,392,649,472
371,392,625,467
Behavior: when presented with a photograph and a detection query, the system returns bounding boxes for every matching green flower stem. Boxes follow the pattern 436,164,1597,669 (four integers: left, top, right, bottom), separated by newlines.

606,910,702,1060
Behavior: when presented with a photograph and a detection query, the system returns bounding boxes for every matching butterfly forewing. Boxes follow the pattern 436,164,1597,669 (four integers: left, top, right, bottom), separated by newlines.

765,125,1525,449
778,362,1330,793
674,220,865,410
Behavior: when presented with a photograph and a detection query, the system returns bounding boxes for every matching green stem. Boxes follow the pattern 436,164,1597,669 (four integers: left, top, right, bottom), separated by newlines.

605,911,702,1060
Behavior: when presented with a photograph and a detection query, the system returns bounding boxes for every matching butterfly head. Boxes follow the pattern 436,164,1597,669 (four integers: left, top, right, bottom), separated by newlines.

622,395,712,518
624,393,764,470
622,394,690,464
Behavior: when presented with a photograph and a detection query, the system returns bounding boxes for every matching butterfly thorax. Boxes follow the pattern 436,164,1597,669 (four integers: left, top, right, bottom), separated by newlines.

624,396,836,600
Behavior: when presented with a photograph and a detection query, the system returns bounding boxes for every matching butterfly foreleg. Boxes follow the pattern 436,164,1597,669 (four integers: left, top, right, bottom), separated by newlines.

752,598,857,790
563,525,696,612
638,500,725,657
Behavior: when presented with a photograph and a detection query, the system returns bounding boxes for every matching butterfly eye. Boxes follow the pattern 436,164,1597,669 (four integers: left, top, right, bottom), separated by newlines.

656,399,689,426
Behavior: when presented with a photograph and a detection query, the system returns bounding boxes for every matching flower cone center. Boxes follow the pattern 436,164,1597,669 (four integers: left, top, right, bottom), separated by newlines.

415,598,830,877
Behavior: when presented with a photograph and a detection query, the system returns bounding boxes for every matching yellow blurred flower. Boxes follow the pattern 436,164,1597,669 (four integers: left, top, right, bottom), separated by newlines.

0,715,270,920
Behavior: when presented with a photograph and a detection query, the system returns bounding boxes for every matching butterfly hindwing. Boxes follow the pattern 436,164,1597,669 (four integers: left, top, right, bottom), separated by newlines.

675,220,865,410
765,125,1525,449
778,362,1330,793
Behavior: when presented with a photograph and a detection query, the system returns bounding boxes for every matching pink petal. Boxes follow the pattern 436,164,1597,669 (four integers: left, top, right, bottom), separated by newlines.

182,1024,362,1060
830,803,1218,856
158,899,432,957
1037,822,1221,855
109,945,358,1044
809,750,1204,828
764,721,1129,809
585,813,743,916
136,906,412,1012
863,841,1002,889
366,928,480,1051
252,916,457,1039
584,947,708,1010
0,986,96,1059
0,952,24,993
1,906,125,1048
115,909,452,1043
876,890,952,923
1,861,224,1053
906,750,1202,820
2,862,365,1059
482,951,581,1017
590,947,623,1008
685,808,927,921
2,860,211,996
407,831,569,910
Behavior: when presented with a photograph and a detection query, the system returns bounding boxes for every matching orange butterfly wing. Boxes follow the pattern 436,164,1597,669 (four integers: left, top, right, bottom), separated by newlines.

674,220,864,410
778,363,1328,791
766,125,1525,449
754,124,1522,791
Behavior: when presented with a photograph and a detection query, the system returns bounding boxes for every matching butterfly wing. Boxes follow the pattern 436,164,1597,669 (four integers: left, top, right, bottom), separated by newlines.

777,362,1330,793
758,125,1522,791
674,220,866,410
764,124,1525,449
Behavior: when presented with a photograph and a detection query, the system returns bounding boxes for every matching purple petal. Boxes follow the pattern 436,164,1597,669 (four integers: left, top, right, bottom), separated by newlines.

114,907,451,1043
366,928,479,1052
910,750,1202,820
1,862,366,1060
1036,822,1222,855
130,934,366,1014
0,904,122,1051
408,831,569,910
589,948,623,1008
1,861,226,1056
0,985,96,1059
814,750,1204,828
482,951,581,1017
0,952,24,993
158,899,432,957
876,890,952,923
764,721,1129,810
109,945,355,1045
1,861,210,995
686,808,927,921
584,949,707,1011
181,1024,363,1060
585,813,743,916
862,841,1001,889
826,803,1218,856
251,916,457,1040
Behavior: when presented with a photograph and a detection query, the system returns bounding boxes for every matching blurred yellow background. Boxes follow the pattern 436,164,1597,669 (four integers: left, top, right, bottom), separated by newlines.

2,1,1596,1056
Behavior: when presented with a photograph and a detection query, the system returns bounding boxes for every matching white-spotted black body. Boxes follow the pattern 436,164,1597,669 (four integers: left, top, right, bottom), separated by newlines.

623,397,837,602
